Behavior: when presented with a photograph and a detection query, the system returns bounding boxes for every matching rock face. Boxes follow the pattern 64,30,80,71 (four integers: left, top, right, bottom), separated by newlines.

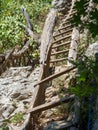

52,0,71,13
86,42,98,130
86,42,98,58
0,66,40,130
52,0,67,8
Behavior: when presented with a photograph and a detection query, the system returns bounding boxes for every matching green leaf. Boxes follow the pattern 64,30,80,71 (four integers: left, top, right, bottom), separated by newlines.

2,126,9,130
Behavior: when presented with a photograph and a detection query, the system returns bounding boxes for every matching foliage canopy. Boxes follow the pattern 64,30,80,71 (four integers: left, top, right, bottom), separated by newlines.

0,0,52,52
72,0,98,37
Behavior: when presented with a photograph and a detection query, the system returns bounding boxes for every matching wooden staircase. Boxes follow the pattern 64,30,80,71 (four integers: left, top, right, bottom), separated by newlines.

26,1,78,130
0,0,90,130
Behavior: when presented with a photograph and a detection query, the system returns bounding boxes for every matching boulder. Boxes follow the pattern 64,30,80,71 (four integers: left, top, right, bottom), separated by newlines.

86,42,98,58
86,42,98,130
52,0,71,13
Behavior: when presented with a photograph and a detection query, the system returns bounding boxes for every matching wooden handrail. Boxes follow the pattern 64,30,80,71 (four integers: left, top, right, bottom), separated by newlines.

35,66,76,86
27,95,75,114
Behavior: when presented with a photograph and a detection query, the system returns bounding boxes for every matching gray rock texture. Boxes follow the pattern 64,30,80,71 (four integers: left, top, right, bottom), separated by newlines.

52,0,71,13
86,42,98,130
86,42,98,58
0,66,40,130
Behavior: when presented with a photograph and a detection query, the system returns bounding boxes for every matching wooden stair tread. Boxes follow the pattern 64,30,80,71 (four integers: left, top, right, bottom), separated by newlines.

58,24,72,31
53,28,72,38
52,41,71,49
52,35,71,44
50,57,68,63
51,49,69,56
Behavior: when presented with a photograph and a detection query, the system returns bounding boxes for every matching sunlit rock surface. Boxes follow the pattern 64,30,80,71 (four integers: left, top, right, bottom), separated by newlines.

52,0,71,13
86,42,98,58
0,66,39,130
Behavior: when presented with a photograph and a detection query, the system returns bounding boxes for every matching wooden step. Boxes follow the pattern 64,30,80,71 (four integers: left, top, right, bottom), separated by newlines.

58,24,72,31
64,10,77,18
52,35,71,44
44,120,73,130
54,28,72,38
51,49,69,56
62,19,70,25
52,41,71,49
50,57,68,63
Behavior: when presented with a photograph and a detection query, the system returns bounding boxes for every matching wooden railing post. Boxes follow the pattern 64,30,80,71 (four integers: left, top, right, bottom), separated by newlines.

68,27,80,66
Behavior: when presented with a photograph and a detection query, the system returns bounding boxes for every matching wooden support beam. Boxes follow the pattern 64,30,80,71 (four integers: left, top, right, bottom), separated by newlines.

35,66,76,86
12,41,29,57
68,27,80,65
52,41,70,49
51,49,69,56
27,95,75,114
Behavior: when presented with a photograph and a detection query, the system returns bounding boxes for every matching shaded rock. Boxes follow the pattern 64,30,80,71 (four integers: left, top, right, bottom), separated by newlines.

11,92,21,98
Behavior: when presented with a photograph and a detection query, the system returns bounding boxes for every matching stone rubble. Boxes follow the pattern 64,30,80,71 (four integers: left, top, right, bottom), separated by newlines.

0,66,40,130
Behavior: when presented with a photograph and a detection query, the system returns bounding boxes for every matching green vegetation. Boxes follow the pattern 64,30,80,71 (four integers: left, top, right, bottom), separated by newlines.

0,127,9,130
72,0,98,37
69,55,98,98
10,112,24,124
1,112,25,130
0,0,52,52
69,0,98,128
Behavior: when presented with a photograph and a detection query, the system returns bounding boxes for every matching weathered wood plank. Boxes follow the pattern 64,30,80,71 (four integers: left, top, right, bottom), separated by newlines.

51,49,69,56
27,95,75,114
58,24,72,31
40,8,58,64
50,57,68,63
52,41,70,49
12,41,29,57
54,28,72,37
52,34,71,44
35,66,76,86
